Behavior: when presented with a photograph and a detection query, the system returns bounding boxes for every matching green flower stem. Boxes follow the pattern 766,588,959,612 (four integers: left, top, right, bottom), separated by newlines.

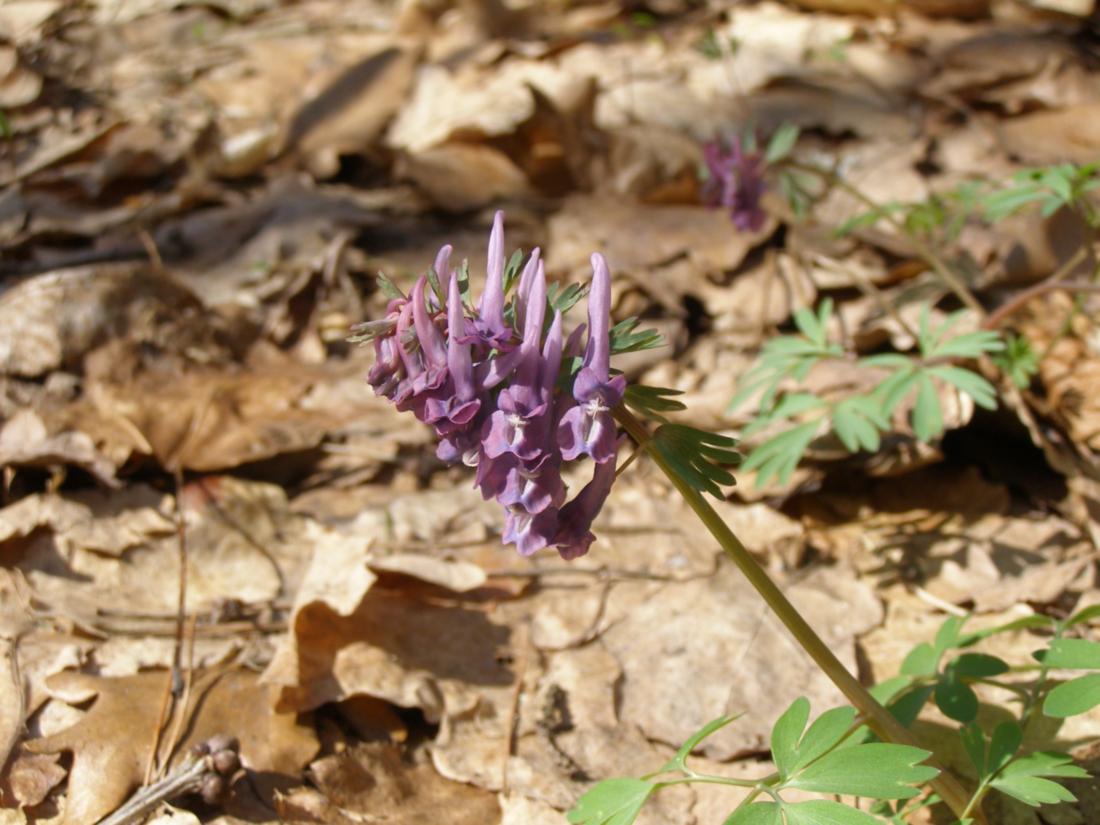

614,405,983,824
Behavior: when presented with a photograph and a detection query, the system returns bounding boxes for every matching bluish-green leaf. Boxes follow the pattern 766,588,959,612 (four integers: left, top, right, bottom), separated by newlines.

927,366,998,410
900,643,938,677
888,685,934,729
743,419,823,487
1044,673,1100,718
870,676,916,706
724,802,782,825
832,402,883,453
929,329,1004,360
912,372,943,442
992,775,1077,807
933,616,966,657
988,722,1022,776
793,300,832,348
793,706,858,771
957,615,1052,645
960,724,986,778
566,779,657,825
1065,604,1100,628
990,752,1087,807
786,743,937,800
771,697,810,779
783,799,883,825
1042,638,1100,669
872,367,919,418
765,123,800,164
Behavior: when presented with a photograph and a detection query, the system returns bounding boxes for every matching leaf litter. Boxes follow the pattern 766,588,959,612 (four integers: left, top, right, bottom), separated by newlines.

1,1,1099,823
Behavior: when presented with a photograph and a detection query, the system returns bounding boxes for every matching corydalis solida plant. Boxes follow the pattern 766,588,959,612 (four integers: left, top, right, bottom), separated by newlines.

352,212,627,560
353,212,981,821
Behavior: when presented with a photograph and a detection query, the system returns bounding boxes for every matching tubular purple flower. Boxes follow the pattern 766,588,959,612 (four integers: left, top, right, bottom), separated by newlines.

514,247,541,330
466,210,513,350
478,451,565,515
401,276,450,419
478,254,546,391
553,454,618,560
433,244,454,285
557,254,626,464
481,263,550,462
445,272,476,404
424,273,481,435
503,505,560,557
703,136,767,233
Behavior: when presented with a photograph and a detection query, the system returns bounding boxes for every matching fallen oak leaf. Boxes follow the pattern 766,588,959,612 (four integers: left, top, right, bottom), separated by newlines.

27,669,317,825
26,671,165,825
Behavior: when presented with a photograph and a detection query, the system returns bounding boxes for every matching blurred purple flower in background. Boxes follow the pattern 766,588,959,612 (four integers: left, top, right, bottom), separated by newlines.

355,212,623,560
703,135,767,232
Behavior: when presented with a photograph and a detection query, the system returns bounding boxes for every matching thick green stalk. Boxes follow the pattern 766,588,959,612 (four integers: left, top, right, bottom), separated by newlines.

614,406,982,823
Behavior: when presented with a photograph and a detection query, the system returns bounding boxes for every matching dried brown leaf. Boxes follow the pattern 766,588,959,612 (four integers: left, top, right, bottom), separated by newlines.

0,411,120,488
27,668,317,825
290,741,500,825
4,750,66,808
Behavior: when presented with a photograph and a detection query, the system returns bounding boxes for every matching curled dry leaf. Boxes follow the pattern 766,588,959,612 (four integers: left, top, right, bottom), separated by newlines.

0,410,120,488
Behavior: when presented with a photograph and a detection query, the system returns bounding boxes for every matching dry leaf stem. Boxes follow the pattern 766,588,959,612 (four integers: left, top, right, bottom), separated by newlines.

614,406,983,823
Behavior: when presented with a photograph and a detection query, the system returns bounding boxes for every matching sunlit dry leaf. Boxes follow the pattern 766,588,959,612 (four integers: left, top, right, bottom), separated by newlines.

395,142,531,211
26,671,165,825
0,484,172,560
367,554,487,592
1000,103,1100,165
806,466,1093,610
11,478,315,627
601,562,882,759
0,2,60,44
285,46,418,178
0,410,119,488
387,60,585,153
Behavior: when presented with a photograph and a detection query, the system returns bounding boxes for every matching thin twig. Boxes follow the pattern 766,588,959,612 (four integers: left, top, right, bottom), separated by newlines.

160,614,198,770
103,756,209,825
981,248,1091,329
144,672,174,785
147,468,191,783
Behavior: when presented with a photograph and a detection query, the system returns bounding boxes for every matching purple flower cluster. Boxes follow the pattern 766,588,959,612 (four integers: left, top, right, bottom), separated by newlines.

703,135,767,232
363,213,625,559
